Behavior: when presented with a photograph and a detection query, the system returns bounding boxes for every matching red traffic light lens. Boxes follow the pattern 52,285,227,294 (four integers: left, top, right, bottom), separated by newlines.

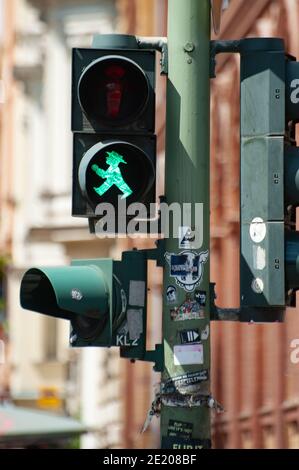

105,65,126,119
78,56,150,126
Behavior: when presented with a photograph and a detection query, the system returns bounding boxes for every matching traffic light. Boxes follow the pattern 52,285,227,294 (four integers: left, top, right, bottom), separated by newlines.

71,35,156,231
20,250,148,351
19,34,163,371
239,38,299,314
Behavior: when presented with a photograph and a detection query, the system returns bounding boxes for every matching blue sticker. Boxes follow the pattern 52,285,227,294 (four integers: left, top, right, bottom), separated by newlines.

165,250,209,292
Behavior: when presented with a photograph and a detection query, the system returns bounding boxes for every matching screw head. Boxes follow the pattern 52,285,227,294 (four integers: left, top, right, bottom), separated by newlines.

184,42,195,52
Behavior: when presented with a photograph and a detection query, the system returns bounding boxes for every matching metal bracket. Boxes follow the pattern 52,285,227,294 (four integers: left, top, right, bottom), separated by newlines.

140,239,166,268
143,344,164,372
119,246,164,368
210,38,285,77
137,36,168,75
122,343,164,372
210,283,285,322
210,39,241,78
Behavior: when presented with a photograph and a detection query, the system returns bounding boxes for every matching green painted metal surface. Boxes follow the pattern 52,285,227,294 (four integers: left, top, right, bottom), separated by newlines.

240,41,287,308
241,44,285,137
20,250,162,366
211,37,299,316
70,258,113,346
20,264,110,318
20,259,114,346
161,0,211,449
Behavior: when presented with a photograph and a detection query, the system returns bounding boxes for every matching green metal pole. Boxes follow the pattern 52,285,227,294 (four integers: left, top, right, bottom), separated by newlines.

161,0,211,449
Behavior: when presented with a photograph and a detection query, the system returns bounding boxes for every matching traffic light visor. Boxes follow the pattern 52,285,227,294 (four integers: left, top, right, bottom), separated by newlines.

20,265,110,320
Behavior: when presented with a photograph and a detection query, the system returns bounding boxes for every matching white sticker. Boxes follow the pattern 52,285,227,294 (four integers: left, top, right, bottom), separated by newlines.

174,344,204,366
179,226,195,249
127,309,143,340
251,277,264,294
201,325,210,341
249,217,266,243
129,280,146,307
71,289,83,301
253,245,266,270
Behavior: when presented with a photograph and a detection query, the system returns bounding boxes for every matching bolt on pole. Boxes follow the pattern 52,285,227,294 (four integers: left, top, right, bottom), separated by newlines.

161,0,211,449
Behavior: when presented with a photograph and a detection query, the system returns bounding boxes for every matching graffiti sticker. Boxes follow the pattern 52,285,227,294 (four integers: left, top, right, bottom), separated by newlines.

168,420,193,439
194,290,207,307
179,226,196,249
170,294,205,321
166,285,177,305
162,370,209,395
165,250,209,292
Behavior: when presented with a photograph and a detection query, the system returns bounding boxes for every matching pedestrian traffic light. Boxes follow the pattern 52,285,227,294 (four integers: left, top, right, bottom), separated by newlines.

20,250,148,350
239,38,299,312
71,35,156,231
77,140,155,213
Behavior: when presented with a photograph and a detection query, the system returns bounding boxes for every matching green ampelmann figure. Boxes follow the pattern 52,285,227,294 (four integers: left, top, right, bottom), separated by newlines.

92,150,133,199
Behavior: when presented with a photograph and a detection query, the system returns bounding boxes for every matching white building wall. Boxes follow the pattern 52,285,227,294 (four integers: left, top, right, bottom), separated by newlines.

7,0,122,448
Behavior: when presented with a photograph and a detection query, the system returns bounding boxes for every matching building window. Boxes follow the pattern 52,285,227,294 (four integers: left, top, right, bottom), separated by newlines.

262,426,275,449
287,421,299,449
241,429,253,449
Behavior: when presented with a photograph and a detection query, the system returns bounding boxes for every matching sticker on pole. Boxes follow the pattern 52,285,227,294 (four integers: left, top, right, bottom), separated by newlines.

161,370,209,395
179,329,200,344
162,436,211,449
173,343,204,366
170,294,205,321
194,290,207,307
166,285,177,305
165,250,209,292
179,226,196,249
167,420,193,439
201,325,210,341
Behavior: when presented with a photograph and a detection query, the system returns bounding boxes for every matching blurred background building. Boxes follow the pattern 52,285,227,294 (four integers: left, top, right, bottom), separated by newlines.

0,0,299,449
211,0,299,449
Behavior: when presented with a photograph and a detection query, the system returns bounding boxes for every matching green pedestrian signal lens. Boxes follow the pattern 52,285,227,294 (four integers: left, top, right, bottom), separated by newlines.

78,141,155,209
91,150,133,199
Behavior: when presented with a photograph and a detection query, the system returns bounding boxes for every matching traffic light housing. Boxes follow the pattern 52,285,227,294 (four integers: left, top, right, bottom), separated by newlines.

20,250,148,351
239,38,299,312
71,35,156,230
